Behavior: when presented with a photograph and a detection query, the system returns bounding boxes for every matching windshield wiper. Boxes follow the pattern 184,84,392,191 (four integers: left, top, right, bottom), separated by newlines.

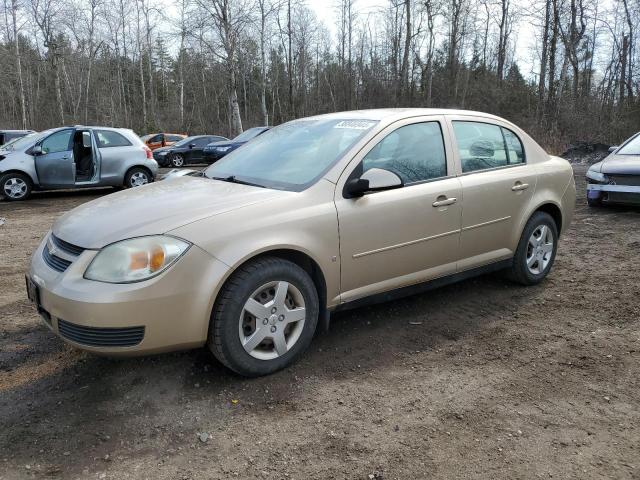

210,175,265,188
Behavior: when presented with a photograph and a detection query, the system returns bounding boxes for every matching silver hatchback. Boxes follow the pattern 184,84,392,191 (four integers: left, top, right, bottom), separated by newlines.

0,126,158,201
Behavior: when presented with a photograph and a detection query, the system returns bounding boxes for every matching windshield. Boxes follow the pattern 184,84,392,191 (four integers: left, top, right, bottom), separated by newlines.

1,131,49,151
233,128,267,143
205,118,378,191
173,136,199,148
617,133,640,155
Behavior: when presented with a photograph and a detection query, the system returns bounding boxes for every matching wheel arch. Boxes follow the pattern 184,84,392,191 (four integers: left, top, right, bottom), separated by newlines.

534,202,563,234
0,168,37,186
208,248,329,337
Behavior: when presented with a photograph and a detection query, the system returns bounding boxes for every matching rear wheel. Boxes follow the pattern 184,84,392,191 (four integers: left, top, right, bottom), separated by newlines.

1,172,32,201
124,168,151,188
171,154,185,168
208,257,319,377
508,211,558,285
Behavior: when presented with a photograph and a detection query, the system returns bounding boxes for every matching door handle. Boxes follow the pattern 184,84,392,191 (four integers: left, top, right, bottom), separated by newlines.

511,182,529,191
432,196,457,207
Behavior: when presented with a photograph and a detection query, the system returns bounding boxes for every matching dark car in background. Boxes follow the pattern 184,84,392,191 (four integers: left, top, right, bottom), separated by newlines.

203,127,270,163
0,130,35,146
587,132,640,207
154,135,228,167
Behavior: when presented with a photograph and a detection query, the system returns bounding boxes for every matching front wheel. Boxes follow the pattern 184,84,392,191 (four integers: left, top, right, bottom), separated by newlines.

508,211,558,285
208,257,319,377
587,195,603,207
1,172,32,201
124,168,151,188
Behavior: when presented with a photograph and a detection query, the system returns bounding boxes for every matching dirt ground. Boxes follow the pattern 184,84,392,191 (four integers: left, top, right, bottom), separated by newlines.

1,164,639,480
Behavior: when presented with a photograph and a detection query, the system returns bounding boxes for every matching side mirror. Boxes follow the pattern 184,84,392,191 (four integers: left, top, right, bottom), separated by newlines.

608,146,618,153
189,143,196,149
345,168,403,198
31,145,43,156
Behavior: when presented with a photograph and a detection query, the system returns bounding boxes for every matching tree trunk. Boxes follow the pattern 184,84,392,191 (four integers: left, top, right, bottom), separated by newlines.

229,67,243,135
11,0,27,129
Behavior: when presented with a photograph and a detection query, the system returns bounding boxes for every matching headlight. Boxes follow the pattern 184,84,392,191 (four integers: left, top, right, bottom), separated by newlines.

586,168,606,183
84,235,190,283
157,151,168,156
217,146,231,152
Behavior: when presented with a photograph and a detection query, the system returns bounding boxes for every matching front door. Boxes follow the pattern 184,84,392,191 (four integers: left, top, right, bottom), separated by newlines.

335,118,463,303
448,117,538,270
34,129,75,188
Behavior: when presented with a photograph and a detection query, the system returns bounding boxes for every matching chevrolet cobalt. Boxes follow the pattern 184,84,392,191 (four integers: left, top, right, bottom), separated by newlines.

27,109,575,376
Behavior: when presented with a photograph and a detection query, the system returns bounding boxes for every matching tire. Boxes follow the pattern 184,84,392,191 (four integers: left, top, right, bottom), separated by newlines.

170,154,185,168
208,257,319,377
124,168,151,188
1,172,32,201
587,196,602,207
508,211,558,286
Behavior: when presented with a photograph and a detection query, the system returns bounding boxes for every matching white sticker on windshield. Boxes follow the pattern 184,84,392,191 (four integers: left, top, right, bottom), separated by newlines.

334,120,376,130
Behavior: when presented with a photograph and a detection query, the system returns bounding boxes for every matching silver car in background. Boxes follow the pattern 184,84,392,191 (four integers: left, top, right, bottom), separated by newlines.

587,132,640,207
0,126,158,201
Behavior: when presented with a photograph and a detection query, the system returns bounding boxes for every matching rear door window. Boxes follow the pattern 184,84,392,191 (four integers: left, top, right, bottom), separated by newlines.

452,121,524,173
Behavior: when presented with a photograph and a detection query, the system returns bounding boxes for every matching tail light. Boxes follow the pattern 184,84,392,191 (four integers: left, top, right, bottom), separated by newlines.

143,146,153,159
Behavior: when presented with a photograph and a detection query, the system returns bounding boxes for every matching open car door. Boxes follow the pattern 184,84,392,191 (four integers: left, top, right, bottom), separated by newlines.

34,129,76,188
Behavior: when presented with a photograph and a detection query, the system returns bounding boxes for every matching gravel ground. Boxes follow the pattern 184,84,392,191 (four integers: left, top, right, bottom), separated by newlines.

1,164,639,480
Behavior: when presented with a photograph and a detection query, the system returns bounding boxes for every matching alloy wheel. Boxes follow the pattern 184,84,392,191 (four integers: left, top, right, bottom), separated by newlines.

526,224,554,275
130,172,149,187
3,177,27,199
172,155,184,167
238,281,306,360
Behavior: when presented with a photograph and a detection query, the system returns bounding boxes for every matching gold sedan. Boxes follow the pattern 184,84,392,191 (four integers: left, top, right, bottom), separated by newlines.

27,109,576,376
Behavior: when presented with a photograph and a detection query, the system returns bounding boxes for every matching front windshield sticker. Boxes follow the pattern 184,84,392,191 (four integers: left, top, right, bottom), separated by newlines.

334,120,377,130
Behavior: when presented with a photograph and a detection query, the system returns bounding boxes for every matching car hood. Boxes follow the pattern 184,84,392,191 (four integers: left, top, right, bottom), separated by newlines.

597,154,640,175
52,177,285,249
153,146,172,154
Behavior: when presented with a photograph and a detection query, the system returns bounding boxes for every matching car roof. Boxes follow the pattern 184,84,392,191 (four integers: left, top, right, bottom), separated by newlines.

303,108,509,124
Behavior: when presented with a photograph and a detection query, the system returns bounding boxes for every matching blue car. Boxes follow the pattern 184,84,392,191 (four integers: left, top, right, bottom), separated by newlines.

587,132,640,207
203,127,270,163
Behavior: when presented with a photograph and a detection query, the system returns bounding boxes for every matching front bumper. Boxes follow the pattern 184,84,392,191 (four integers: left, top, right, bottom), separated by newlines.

28,234,230,355
587,183,640,204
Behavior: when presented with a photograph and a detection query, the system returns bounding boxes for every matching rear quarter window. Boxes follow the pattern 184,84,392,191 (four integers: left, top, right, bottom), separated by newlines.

95,130,132,148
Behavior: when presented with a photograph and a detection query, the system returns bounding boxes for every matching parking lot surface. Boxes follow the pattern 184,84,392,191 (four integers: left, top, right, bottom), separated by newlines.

1,165,639,479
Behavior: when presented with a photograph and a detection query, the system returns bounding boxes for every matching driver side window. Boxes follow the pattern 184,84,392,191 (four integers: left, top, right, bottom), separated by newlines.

362,122,447,185
41,130,72,155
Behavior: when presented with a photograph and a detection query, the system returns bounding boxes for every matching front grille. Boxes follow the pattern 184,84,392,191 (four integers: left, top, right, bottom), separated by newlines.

608,175,640,187
58,319,145,347
51,234,85,256
42,247,72,272
607,192,640,205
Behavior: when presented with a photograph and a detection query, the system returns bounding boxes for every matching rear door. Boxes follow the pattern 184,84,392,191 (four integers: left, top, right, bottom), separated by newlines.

35,129,75,187
447,116,537,270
